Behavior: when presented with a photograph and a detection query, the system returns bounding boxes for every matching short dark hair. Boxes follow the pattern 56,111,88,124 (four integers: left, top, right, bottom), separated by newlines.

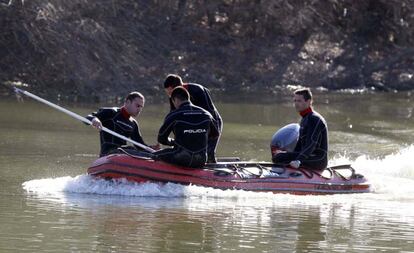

170,86,189,101
164,74,183,88
294,88,312,101
125,91,144,102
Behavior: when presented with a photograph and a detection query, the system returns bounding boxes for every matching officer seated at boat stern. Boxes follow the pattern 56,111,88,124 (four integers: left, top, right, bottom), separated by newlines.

154,86,220,168
272,88,328,170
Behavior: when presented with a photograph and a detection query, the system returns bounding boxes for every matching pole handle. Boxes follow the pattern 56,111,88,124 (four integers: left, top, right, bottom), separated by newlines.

14,87,155,153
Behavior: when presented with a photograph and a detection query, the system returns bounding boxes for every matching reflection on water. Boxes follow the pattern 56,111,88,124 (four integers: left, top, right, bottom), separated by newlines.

0,91,414,252
18,173,414,252
19,144,414,252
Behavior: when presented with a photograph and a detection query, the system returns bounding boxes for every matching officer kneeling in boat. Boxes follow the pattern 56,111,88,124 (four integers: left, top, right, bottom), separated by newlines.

272,88,328,170
155,86,220,168
163,74,223,163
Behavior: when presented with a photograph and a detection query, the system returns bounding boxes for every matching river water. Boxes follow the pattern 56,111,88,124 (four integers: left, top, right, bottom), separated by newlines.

0,90,414,252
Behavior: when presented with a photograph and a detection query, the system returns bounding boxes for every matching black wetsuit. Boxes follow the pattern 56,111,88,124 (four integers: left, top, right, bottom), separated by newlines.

169,83,222,162
87,107,147,157
155,101,219,168
272,109,328,169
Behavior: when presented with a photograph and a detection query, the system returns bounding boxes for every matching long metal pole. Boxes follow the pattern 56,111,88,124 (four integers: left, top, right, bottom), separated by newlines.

14,87,155,153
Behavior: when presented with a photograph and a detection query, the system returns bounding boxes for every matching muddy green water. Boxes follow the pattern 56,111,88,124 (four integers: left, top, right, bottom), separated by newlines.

0,91,414,252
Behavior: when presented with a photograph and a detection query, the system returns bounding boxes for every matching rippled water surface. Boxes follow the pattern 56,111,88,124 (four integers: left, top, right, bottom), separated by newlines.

1,91,414,252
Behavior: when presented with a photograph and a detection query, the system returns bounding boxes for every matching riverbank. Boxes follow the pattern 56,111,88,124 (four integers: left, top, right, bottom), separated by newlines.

1,1,414,101
1,81,413,105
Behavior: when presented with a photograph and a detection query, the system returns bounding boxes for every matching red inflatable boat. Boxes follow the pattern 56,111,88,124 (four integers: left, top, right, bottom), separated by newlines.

87,153,370,195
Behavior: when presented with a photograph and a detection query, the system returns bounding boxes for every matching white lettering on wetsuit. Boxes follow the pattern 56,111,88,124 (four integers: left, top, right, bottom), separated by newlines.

183,129,207,134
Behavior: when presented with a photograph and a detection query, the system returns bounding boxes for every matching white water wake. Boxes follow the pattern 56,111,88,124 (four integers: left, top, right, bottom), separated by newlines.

22,145,414,202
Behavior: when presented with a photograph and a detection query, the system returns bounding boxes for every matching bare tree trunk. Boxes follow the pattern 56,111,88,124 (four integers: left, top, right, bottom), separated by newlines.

171,0,187,31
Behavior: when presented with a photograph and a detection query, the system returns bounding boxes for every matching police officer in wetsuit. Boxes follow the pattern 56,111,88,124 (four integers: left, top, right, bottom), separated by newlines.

272,88,328,170
155,86,220,168
163,74,222,163
87,92,158,157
